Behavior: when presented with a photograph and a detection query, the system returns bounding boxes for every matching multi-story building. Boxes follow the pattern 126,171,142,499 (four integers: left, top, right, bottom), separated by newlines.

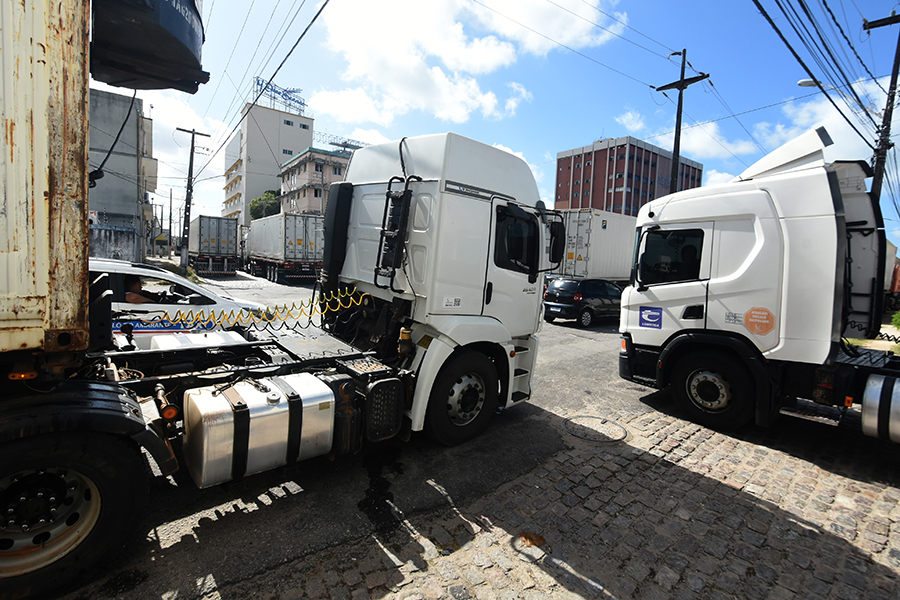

278,147,351,214
555,136,703,215
88,88,157,261
222,103,314,225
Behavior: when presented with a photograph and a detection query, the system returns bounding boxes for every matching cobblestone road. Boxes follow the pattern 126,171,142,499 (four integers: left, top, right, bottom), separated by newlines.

204,406,900,600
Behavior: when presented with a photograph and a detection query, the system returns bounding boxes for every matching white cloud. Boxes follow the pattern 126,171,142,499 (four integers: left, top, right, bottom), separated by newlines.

703,169,735,186
493,142,544,185
505,82,533,116
313,0,623,125
616,110,645,132
349,128,392,146
679,121,758,160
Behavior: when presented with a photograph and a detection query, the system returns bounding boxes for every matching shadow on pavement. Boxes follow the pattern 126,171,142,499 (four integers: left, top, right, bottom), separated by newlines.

57,401,900,600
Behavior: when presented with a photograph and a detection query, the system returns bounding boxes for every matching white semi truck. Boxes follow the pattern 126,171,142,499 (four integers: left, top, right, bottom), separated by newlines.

0,3,564,597
619,127,899,439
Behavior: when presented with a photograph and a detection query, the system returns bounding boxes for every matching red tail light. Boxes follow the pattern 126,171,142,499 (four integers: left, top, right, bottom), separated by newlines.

574,293,583,301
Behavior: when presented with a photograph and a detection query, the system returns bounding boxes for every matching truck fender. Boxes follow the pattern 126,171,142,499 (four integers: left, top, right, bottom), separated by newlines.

657,332,774,427
0,380,177,475
408,317,514,431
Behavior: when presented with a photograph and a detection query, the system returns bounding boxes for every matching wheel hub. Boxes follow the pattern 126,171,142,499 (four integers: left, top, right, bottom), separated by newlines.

687,370,732,410
446,373,485,427
0,467,100,576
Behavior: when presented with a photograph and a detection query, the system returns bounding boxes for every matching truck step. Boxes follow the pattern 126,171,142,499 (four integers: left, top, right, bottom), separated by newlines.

514,368,528,378
511,391,530,403
779,402,842,426
514,346,529,354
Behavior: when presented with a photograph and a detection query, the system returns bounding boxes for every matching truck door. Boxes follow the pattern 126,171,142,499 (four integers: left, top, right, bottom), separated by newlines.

624,223,713,346
483,199,542,338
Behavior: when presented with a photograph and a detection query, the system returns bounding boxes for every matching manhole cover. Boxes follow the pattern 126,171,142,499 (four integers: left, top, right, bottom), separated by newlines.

562,415,627,443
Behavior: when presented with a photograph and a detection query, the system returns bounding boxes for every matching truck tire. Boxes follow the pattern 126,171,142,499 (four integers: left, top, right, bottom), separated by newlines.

670,351,755,430
578,308,594,328
425,351,499,446
0,433,149,600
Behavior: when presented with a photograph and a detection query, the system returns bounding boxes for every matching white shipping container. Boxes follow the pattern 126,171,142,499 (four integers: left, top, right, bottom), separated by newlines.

552,209,637,281
189,216,239,257
248,213,324,262
0,1,91,354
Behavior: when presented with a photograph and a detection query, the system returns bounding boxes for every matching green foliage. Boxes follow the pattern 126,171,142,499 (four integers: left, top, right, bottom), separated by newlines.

249,190,281,220
893,311,900,329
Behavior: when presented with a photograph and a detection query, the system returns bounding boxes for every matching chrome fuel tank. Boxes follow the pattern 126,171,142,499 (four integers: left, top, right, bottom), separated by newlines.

183,373,335,488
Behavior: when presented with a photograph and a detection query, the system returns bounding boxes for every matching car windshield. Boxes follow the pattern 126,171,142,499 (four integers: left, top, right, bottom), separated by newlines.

550,280,580,292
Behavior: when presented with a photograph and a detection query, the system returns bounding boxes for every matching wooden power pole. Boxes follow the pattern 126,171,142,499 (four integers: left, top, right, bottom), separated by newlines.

175,127,210,270
656,49,709,195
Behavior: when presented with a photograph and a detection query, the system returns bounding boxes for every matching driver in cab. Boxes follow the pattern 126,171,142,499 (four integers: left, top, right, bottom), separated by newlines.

125,274,163,304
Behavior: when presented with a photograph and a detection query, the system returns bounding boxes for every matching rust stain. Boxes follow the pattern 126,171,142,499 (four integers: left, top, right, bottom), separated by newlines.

6,119,13,163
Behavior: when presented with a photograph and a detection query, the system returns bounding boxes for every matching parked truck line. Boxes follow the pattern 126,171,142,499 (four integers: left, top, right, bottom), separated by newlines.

246,212,325,283
188,215,242,274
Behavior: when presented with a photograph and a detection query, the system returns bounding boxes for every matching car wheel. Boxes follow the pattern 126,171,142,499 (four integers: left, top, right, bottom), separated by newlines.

670,351,755,430
0,433,148,599
578,308,594,328
425,351,499,446
544,314,555,323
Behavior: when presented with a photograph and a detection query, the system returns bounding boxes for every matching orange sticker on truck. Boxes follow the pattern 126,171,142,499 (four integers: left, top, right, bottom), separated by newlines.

743,307,775,335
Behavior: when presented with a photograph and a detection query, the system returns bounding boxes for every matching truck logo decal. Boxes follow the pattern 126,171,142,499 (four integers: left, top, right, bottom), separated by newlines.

639,307,662,329
522,285,537,294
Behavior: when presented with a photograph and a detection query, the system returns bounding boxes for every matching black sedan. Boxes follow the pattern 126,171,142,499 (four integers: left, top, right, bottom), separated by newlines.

543,278,623,327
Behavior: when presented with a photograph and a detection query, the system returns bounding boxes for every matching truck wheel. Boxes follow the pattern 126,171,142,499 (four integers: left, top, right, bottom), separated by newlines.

544,314,556,323
670,352,755,430
0,433,148,599
425,351,499,446
578,309,594,328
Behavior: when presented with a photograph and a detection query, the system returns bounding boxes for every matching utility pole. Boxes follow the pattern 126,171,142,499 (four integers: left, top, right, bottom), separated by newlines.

656,49,709,195
168,189,173,258
863,14,900,205
176,127,210,270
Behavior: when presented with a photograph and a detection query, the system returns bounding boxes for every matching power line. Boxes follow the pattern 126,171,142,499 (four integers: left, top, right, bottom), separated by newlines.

469,0,655,89
196,0,332,179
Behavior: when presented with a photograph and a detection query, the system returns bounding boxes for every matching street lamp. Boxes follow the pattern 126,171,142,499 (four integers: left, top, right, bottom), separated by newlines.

797,79,883,119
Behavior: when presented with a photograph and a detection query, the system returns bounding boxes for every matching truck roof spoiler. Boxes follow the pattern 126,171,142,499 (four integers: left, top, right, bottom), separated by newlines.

733,127,834,182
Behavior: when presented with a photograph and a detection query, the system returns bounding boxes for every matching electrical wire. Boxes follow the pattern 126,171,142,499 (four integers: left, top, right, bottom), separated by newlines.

195,0,331,180
468,0,655,89
89,90,137,189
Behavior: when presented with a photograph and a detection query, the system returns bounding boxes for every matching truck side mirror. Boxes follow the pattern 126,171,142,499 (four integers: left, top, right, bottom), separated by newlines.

549,221,565,264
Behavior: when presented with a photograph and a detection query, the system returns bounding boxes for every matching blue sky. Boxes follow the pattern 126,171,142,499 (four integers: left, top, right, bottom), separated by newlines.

92,0,900,244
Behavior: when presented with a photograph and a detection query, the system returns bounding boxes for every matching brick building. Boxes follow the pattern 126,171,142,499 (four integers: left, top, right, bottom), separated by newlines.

556,136,703,215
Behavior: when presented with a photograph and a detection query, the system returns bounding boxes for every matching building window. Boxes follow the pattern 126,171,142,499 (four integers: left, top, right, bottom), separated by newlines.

284,119,294,126
314,189,323,198
283,149,293,155
586,161,592,166
315,164,324,172
299,123,309,130
574,192,579,198
574,180,580,185
584,178,590,184
333,166,343,176
575,163,581,168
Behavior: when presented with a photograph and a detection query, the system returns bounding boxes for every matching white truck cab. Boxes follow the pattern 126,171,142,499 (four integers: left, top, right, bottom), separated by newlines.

320,133,565,445
620,128,898,436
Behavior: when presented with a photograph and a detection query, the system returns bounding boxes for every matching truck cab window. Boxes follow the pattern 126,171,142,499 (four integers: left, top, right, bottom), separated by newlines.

639,229,704,285
494,205,538,276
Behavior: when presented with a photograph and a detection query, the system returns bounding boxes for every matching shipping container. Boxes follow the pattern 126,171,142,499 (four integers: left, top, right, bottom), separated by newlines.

246,213,324,282
188,215,240,273
551,209,637,283
0,0,91,355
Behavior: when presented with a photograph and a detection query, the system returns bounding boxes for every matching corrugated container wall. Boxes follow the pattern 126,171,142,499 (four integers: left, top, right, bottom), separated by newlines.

552,209,637,282
0,1,90,354
248,213,324,262
189,216,239,256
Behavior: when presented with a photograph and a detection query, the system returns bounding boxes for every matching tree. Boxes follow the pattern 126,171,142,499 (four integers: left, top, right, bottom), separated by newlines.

249,190,281,220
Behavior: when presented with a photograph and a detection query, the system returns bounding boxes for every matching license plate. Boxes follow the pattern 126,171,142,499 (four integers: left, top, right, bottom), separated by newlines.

551,307,561,312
